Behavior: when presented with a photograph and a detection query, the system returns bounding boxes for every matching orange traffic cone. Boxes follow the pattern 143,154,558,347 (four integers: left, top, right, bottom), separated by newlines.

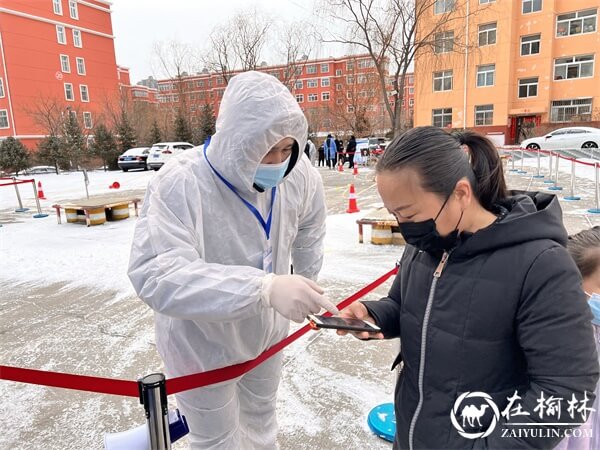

37,181,47,200
346,184,360,213
353,166,359,176
338,161,344,172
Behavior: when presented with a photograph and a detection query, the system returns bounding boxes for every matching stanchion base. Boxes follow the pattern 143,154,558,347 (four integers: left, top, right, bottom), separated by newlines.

543,180,556,184
33,213,49,218
509,169,519,172
548,186,563,191
15,208,30,213
588,209,600,214
517,171,527,174
367,403,395,443
564,196,581,201
532,175,545,179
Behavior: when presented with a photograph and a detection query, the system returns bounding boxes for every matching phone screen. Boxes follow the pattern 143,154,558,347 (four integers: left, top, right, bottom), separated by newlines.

308,315,381,332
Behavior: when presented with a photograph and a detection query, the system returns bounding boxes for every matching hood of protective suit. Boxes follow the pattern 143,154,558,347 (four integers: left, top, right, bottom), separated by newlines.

206,71,308,193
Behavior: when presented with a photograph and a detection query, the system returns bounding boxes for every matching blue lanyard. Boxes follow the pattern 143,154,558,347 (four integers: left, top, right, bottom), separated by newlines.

203,141,276,240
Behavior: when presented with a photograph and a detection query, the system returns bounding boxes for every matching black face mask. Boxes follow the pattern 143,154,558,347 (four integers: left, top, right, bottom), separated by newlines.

398,195,463,254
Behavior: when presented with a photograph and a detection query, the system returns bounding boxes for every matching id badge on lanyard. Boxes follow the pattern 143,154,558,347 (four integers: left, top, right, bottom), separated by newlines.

263,244,273,274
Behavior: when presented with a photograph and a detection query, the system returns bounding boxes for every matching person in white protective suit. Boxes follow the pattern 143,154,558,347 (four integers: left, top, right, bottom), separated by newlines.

128,70,338,449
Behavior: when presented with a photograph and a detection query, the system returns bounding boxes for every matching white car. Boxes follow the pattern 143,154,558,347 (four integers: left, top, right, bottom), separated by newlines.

22,165,57,175
117,147,151,172
521,127,600,151
147,142,195,170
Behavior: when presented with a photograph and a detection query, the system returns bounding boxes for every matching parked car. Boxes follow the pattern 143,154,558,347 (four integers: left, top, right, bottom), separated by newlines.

520,127,600,150
147,142,195,170
117,147,151,172
22,165,56,175
368,137,388,156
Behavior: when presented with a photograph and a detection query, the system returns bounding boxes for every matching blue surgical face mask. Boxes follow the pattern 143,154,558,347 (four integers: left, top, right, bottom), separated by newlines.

587,293,600,326
254,158,290,190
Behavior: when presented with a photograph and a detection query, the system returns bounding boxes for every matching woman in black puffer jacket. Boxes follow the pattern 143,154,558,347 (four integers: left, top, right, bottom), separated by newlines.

340,127,599,450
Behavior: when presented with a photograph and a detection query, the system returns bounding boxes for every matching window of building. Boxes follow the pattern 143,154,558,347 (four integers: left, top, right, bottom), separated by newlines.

0,78,4,98
0,110,9,128
409,87,414,94
308,93,318,102
357,74,367,84
432,108,452,127
434,31,454,54
69,0,78,19
64,83,74,101
336,83,342,91
346,91,353,99
294,67,302,76
347,75,355,84
480,0,495,3
556,9,597,37
433,70,453,91
307,80,318,88
359,90,368,98
335,69,342,76
321,63,329,73
476,64,495,87
306,65,317,74
435,0,454,14
346,61,354,71
76,57,85,75
83,112,92,129
336,98,344,105
409,99,414,106
358,59,375,69
478,23,497,46
295,94,304,103
554,55,594,80
347,105,355,113
322,92,330,101
522,0,542,14
550,98,592,122
321,78,330,87
73,29,82,48
295,80,303,89
80,85,89,102
53,0,63,15
475,104,493,125
518,77,538,98
132,90,148,98
196,80,204,88
60,54,70,73
520,34,541,56
56,25,66,44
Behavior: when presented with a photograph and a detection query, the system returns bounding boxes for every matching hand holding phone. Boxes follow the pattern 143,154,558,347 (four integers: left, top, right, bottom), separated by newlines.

307,314,381,332
309,301,384,340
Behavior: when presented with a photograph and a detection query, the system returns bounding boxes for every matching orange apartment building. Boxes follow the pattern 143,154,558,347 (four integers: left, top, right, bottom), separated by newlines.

0,0,123,149
414,0,600,145
154,55,414,138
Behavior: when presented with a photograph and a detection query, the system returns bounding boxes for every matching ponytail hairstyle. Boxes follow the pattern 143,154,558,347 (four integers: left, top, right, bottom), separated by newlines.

376,126,508,211
567,226,600,278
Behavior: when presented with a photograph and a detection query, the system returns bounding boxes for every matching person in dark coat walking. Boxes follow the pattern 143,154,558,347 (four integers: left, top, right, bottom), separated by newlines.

318,143,325,167
345,135,357,169
339,127,599,450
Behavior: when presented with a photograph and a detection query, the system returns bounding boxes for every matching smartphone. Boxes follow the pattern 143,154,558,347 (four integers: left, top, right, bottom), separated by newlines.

307,314,381,333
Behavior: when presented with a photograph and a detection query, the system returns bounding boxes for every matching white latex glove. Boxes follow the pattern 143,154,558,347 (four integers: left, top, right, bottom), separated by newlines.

261,274,340,323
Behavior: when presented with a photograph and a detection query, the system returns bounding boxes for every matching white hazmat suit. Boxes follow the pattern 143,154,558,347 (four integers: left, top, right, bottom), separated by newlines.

128,71,329,449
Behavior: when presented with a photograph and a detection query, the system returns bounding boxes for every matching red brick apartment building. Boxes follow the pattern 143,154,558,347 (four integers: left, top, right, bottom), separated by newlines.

155,55,415,137
0,0,128,149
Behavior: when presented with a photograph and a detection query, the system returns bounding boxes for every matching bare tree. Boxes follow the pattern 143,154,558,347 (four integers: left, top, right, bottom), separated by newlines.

205,24,238,84
274,21,316,87
319,0,479,136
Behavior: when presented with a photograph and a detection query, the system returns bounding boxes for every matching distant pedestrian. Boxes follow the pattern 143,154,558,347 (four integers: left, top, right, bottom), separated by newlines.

307,139,317,166
346,135,357,169
318,143,325,167
324,134,337,169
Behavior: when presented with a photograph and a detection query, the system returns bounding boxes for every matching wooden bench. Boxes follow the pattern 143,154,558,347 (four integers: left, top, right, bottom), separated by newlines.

356,208,405,245
52,198,141,227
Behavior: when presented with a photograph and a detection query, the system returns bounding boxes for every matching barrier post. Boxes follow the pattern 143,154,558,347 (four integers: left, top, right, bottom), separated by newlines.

588,163,600,214
13,177,29,212
564,159,580,201
544,152,555,184
533,149,544,178
548,152,563,191
509,149,517,172
31,181,49,218
139,373,171,450
517,149,527,174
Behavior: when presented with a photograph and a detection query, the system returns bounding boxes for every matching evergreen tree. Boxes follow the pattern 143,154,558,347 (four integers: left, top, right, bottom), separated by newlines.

90,124,119,171
148,119,162,145
63,113,87,169
37,135,68,172
198,104,216,144
0,137,30,175
174,111,193,143
116,110,137,153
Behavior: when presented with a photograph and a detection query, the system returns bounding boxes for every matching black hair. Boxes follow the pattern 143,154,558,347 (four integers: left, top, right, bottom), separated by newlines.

567,227,600,278
376,126,508,211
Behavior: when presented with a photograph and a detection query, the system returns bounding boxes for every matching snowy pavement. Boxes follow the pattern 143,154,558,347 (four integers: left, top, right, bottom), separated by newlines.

2,159,600,449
